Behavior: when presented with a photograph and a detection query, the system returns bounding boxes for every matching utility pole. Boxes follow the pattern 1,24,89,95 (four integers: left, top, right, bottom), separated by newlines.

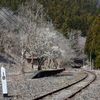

83,57,84,67
90,52,92,70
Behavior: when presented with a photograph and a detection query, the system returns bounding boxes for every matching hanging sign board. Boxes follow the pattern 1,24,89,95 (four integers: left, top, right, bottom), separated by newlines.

1,67,8,97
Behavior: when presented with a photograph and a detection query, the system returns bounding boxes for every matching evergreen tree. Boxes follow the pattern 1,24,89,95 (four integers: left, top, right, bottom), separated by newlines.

84,15,100,69
0,0,100,38
37,0,100,37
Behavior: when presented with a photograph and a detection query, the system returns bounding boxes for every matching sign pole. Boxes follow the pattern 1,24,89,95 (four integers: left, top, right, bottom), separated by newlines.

1,67,8,97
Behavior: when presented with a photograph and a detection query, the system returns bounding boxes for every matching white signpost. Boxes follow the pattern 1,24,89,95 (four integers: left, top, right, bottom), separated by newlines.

1,67,8,97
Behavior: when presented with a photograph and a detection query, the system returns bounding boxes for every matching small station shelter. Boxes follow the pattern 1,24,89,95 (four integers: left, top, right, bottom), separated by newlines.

26,57,40,70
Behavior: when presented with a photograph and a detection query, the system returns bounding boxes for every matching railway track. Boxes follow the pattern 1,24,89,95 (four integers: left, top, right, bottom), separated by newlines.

33,70,96,100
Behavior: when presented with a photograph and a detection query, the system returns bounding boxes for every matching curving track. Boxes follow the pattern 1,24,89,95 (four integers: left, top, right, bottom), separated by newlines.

33,70,96,100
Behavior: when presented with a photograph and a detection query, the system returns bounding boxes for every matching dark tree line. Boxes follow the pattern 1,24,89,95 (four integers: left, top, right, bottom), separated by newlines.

84,15,100,69
0,0,100,69
0,0,29,11
37,0,100,37
0,0,100,37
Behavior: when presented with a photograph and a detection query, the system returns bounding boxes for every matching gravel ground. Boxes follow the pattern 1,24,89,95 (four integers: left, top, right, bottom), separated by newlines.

0,69,84,100
71,70,100,100
0,68,99,100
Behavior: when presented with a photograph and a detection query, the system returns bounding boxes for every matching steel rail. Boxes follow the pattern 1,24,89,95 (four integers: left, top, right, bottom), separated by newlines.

32,70,96,100
65,70,97,100
32,71,87,100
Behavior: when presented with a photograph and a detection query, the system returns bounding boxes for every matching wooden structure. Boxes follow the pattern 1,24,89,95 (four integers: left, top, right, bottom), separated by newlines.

26,57,40,70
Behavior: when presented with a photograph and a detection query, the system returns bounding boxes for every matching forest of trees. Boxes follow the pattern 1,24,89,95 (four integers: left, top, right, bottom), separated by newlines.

0,0,29,11
0,0,100,69
37,0,100,37
0,1,77,70
0,0,100,37
84,15,100,69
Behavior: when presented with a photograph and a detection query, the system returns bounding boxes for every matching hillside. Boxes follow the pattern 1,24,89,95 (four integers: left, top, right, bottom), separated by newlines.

0,0,100,69
37,0,100,37
0,0,100,37
0,1,87,70
0,1,100,100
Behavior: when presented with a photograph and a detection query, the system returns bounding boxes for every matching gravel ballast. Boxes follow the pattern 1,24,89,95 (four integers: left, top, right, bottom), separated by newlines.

71,70,100,100
0,69,84,100
0,69,99,100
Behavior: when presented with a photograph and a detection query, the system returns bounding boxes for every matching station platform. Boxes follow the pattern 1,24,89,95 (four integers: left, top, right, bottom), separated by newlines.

26,68,65,79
